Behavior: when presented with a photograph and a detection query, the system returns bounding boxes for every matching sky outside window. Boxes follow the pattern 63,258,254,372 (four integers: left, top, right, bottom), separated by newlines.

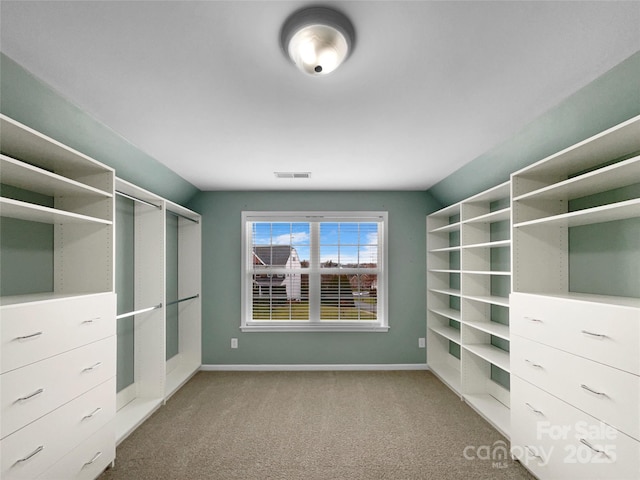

252,222,311,263
252,221,379,267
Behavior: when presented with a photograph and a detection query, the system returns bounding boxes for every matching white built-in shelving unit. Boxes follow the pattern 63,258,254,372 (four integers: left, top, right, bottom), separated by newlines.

510,115,640,479
0,114,201,478
0,114,116,479
427,181,511,438
114,178,201,445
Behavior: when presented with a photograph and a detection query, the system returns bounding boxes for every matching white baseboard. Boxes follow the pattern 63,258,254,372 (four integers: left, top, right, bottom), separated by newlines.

200,364,429,371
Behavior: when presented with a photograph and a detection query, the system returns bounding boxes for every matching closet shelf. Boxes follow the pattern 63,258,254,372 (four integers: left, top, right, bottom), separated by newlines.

462,270,510,276
511,115,640,183
115,397,163,445
513,198,640,228
430,363,461,393
514,155,640,202
429,245,461,253
428,307,462,322
512,291,640,308
463,393,510,439
429,222,461,233
464,344,510,372
463,294,510,307
1,155,113,199
429,269,461,274
429,288,461,297
0,291,112,307
429,325,461,343
427,203,460,219
0,114,111,176
463,239,511,249
464,320,510,340
464,207,510,224
0,197,113,225
465,181,511,203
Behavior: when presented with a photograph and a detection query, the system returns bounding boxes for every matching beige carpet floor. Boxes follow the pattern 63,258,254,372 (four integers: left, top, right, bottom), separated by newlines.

100,371,534,480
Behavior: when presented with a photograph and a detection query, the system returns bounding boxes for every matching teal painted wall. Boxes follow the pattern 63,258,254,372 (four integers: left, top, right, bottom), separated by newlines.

166,212,179,360
427,51,640,206
188,191,441,365
568,184,640,298
115,196,135,391
0,53,199,205
0,187,54,296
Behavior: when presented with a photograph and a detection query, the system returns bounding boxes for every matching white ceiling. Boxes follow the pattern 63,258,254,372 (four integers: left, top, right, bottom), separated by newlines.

1,1,639,191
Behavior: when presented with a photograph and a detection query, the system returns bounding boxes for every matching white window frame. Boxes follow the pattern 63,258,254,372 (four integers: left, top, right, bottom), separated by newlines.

241,211,389,332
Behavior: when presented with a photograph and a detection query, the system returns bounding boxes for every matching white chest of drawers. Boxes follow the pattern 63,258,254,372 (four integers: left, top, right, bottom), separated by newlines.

510,293,640,479
0,293,116,480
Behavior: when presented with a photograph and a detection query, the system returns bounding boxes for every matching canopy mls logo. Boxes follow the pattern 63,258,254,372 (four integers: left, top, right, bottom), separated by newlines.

463,440,511,469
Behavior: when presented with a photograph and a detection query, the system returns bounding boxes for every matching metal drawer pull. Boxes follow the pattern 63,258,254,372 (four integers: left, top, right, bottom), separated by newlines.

16,388,44,402
524,316,542,323
83,451,102,468
525,446,542,460
83,362,103,372
82,407,102,421
525,359,543,368
581,330,607,338
581,384,607,397
580,439,609,457
525,403,543,415
82,317,101,324
14,331,43,340
15,446,44,464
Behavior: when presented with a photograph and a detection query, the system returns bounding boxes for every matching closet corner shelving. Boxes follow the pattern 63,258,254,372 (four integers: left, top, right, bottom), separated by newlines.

114,178,201,445
427,180,511,439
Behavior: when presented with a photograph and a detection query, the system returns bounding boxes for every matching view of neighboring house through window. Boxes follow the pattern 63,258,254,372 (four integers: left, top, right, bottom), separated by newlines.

242,212,388,331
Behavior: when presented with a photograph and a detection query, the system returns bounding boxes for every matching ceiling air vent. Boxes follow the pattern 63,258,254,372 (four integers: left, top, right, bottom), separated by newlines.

274,172,311,179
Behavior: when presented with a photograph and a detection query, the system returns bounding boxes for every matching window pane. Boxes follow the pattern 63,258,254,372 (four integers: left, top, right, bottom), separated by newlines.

358,223,379,268
252,273,309,320
320,274,377,321
319,222,379,268
252,222,310,268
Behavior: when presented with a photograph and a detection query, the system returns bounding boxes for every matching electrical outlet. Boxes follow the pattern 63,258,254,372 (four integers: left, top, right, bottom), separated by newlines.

231,338,238,349
418,337,425,348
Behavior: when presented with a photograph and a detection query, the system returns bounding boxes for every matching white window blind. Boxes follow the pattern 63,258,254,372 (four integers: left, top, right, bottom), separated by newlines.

241,212,388,332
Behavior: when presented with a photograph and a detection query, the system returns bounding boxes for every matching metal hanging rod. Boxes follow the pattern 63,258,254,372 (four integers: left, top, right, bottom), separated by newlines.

116,303,162,320
115,190,161,209
116,191,199,223
166,209,200,224
166,294,200,306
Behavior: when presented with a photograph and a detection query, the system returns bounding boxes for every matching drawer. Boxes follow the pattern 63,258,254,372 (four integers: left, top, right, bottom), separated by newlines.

512,335,640,441
37,424,114,480
510,293,640,375
1,336,115,439
0,293,115,373
1,377,114,480
511,376,640,480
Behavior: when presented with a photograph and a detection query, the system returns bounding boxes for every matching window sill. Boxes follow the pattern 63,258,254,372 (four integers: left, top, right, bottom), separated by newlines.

241,323,389,333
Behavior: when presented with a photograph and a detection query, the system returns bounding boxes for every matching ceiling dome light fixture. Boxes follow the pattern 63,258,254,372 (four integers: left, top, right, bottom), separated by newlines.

281,7,355,76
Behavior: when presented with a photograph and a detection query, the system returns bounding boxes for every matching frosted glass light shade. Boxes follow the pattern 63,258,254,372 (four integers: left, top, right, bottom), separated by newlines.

281,7,354,76
288,24,349,75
